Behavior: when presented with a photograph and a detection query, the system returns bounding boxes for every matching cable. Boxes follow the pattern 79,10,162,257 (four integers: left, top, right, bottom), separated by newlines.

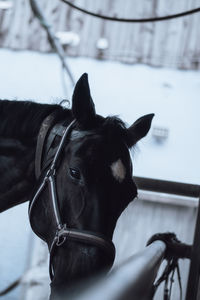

61,0,200,23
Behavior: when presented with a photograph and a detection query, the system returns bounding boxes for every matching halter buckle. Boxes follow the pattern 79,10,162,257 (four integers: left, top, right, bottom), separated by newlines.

45,167,56,179
56,235,67,247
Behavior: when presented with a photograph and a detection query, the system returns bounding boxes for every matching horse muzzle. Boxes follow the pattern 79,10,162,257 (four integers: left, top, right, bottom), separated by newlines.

49,226,116,281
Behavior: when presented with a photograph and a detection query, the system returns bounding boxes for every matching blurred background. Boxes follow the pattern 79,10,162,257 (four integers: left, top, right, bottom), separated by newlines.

0,0,199,299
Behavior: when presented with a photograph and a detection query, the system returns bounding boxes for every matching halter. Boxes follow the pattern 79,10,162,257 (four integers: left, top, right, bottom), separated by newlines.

29,114,116,280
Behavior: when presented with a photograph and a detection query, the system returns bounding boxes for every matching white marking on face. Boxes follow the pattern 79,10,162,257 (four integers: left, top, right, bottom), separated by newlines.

110,159,126,183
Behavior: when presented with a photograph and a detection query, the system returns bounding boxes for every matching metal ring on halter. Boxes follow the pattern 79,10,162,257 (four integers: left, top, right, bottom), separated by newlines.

56,236,67,247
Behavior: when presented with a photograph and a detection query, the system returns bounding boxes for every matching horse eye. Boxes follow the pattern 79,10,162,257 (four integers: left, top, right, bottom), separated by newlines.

69,168,81,180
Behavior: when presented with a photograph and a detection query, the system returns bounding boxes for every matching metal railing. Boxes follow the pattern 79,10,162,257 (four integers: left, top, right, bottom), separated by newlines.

65,241,166,300
134,176,200,198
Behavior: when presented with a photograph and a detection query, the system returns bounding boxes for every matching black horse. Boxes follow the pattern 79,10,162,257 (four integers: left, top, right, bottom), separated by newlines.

0,74,154,299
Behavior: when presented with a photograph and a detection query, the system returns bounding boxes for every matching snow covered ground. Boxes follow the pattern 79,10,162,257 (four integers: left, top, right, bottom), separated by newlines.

0,49,199,299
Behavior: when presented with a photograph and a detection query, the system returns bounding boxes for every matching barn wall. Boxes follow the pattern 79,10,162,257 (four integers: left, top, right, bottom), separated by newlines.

0,0,200,69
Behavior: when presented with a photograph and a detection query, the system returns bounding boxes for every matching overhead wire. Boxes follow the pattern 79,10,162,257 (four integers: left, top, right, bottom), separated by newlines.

61,1,200,23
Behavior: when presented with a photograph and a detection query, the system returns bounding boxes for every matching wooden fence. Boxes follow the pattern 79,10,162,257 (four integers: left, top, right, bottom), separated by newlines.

0,0,200,69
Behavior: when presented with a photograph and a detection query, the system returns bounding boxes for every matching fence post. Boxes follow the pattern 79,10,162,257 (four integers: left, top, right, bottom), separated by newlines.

185,197,200,300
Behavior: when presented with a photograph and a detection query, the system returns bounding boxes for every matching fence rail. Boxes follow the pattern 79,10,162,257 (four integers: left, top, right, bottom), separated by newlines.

134,176,200,198
66,241,166,300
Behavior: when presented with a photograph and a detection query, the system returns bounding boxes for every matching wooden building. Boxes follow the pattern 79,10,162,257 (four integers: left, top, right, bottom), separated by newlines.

0,0,199,69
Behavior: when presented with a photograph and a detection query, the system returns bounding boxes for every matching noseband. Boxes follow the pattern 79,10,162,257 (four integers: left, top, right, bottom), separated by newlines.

29,114,116,280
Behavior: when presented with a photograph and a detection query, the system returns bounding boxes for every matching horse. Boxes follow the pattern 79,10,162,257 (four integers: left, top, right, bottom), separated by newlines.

0,73,154,299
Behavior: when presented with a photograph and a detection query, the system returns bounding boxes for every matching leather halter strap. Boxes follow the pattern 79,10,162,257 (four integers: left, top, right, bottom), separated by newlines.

29,114,116,281
49,228,115,280
29,119,76,228
35,112,58,179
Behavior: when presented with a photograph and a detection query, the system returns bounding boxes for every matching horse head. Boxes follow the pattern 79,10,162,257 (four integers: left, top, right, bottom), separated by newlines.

29,74,154,299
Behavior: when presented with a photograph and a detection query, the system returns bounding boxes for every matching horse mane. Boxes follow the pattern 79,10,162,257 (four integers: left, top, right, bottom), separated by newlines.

0,100,70,140
102,116,127,133
100,116,130,145
72,115,131,147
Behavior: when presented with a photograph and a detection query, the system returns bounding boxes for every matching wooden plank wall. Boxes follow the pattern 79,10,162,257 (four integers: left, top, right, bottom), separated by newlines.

0,0,199,68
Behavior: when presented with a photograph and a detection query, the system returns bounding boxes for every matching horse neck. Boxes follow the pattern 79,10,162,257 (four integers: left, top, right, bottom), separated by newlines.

0,100,70,213
0,100,63,139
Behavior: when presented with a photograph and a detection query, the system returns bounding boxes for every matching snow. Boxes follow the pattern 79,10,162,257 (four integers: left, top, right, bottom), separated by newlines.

0,49,199,184
0,202,31,300
0,49,199,299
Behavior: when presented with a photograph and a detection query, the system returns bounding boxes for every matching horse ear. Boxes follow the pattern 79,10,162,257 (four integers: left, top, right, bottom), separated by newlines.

127,114,154,147
72,73,96,126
